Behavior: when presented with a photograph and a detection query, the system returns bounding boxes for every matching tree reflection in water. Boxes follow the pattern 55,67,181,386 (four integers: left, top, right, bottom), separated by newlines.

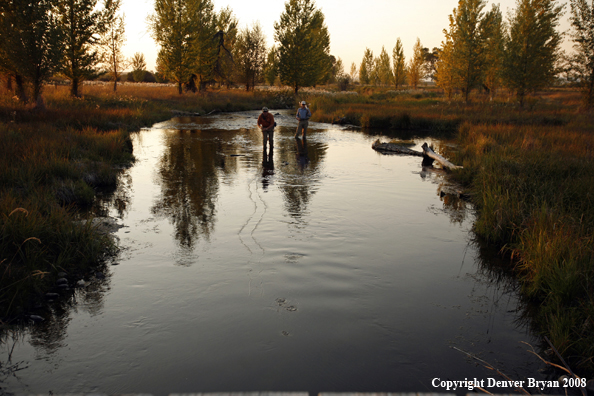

150,129,221,250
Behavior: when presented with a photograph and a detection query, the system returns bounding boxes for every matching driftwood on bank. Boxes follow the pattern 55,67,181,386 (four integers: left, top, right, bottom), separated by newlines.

372,139,462,170
421,143,462,170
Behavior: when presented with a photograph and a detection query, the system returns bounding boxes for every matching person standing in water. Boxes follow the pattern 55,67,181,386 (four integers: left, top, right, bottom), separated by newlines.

295,101,311,139
257,107,275,149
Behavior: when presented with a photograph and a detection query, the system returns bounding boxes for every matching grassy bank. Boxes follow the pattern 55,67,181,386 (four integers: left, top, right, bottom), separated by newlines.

0,83,295,321
447,120,594,373
303,86,582,132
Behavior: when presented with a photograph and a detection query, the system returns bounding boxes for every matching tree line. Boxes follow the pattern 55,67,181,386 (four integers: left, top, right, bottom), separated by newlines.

356,0,594,108
0,0,337,104
1,0,593,107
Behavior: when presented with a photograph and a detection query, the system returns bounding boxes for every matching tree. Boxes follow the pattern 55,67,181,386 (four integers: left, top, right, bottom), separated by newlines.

423,47,439,82
503,0,564,107
149,0,215,94
452,0,487,102
213,6,238,87
264,46,279,86
234,22,266,91
376,46,393,85
569,0,594,108
99,12,126,91
0,0,64,105
274,0,331,94
482,4,505,99
408,38,426,89
435,14,459,99
359,47,373,84
392,38,406,88
130,52,147,82
349,62,358,82
56,0,118,97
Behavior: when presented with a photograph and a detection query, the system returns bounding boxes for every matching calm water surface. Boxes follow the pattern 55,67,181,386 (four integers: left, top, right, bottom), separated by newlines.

2,110,552,395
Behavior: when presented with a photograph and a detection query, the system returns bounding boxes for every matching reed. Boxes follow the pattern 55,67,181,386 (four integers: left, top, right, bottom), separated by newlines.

447,117,594,371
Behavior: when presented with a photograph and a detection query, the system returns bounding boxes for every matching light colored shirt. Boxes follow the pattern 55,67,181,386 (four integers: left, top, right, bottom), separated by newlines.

296,107,311,120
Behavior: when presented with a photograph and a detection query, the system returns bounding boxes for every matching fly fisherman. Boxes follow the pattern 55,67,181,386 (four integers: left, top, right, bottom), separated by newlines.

257,107,275,149
295,101,311,139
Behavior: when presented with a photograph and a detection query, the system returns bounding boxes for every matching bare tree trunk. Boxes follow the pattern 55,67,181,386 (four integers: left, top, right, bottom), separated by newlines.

71,78,80,97
15,74,28,103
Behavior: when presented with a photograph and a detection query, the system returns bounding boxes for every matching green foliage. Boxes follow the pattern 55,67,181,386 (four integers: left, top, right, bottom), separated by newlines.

408,38,426,89
359,47,373,85
233,22,266,91
264,46,279,86
213,7,238,87
56,0,119,97
376,46,393,85
454,0,487,102
392,38,406,88
422,47,439,81
502,0,564,107
274,0,331,94
482,4,505,99
130,52,147,82
568,0,594,108
148,0,216,94
0,0,64,103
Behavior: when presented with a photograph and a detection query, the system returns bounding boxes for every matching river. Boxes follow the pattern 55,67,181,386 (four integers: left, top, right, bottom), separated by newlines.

1,110,557,395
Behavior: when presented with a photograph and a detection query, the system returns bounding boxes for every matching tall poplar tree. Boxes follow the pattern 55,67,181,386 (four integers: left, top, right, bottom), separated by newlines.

482,4,505,99
569,0,594,108
274,0,331,94
436,14,459,99
452,0,487,102
359,48,373,85
377,46,393,85
392,38,406,89
408,38,426,89
349,62,358,82
56,0,118,97
503,0,564,107
99,12,126,91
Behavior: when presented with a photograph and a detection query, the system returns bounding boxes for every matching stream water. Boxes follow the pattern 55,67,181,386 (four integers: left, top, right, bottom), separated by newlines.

1,110,558,395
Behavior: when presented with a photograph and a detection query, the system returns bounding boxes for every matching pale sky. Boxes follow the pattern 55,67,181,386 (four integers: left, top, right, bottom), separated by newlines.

121,0,573,73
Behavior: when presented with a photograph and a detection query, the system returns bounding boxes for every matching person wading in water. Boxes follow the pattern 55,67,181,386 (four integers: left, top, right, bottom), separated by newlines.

257,107,275,149
295,101,311,139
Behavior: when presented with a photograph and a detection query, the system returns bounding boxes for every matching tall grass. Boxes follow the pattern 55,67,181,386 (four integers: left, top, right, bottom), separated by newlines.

447,118,594,372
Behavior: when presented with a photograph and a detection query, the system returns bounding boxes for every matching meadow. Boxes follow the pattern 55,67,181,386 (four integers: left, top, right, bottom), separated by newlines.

1,81,592,376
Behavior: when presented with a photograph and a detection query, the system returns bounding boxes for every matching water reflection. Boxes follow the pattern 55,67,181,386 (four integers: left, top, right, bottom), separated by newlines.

277,136,327,220
150,129,220,251
261,146,274,191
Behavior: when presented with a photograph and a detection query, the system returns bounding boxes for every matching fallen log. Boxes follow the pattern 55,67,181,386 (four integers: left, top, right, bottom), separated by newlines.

421,143,462,170
372,139,424,157
171,110,200,116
